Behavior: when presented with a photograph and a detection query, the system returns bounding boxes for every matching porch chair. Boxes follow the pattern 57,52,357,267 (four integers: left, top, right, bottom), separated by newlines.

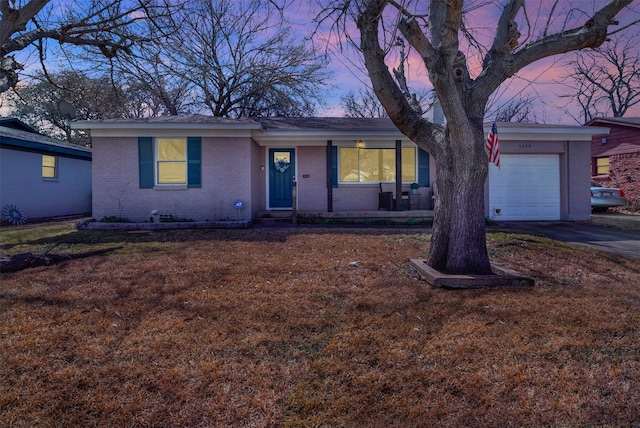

378,183,409,210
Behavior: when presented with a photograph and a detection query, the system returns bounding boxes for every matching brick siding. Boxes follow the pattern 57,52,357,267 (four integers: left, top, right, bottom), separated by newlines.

594,150,640,206
92,136,255,222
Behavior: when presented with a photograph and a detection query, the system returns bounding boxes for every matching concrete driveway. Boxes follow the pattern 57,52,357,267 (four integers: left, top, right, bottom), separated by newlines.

492,215,640,259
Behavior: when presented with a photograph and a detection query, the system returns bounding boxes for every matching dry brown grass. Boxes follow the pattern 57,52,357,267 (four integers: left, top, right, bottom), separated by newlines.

590,213,640,233
1,224,640,427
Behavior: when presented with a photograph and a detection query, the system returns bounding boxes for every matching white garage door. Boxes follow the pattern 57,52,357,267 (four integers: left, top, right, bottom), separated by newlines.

489,154,560,221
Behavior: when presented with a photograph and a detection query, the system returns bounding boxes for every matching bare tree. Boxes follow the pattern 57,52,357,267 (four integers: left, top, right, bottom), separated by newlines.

319,0,636,275
489,95,535,122
5,69,181,143
0,0,160,94
343,39,433,118
113,49,194,116
6,71,126,144
559,34,640,123
342,89,389,118
164,0,330,117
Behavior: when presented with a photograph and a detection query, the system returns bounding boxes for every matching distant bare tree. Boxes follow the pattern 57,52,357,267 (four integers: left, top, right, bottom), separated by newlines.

0,0,159,94
489,95,535,122
6,70,179,144
343,40,431,118
165,0,330,117
560,35,640,123
113,49,194,116
342,89,389,118
6,71,125,144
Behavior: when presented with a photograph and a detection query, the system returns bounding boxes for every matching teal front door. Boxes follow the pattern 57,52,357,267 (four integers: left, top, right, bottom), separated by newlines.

269,148,295,208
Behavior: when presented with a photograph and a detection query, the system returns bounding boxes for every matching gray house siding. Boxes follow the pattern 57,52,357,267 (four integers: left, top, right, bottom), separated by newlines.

0,146,92,220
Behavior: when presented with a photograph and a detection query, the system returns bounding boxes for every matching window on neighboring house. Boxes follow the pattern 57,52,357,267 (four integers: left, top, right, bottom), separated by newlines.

138,136,201,189
42,155,57,178
157,138,187,184
596,157,610,175
339,147,416,182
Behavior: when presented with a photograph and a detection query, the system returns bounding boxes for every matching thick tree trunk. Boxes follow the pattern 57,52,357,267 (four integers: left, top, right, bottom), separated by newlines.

356,0,632,276
428,132,492,274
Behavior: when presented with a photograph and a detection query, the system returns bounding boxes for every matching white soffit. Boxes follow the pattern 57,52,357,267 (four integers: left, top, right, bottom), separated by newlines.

486,123,610,141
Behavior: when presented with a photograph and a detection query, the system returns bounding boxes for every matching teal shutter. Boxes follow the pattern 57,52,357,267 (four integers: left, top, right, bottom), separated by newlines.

331,145,338,188
187,137,202,188
138,137,154,189
418,149,430,187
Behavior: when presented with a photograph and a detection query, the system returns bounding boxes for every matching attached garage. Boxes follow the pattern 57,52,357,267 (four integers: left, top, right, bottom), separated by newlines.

489,154,560,220
484,123,610,222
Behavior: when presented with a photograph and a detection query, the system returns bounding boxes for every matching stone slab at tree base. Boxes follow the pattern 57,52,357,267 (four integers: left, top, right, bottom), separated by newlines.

409,259,534,289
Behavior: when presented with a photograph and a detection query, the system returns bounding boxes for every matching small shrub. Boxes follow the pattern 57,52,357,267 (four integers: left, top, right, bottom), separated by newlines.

100,215,129,223
159,215,194,223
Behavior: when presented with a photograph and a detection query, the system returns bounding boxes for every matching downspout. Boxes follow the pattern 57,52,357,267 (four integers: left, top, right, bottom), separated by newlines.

395,139,402,211
326,140,333,212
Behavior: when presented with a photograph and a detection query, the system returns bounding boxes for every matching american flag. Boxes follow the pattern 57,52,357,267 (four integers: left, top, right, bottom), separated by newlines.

486,121,500,168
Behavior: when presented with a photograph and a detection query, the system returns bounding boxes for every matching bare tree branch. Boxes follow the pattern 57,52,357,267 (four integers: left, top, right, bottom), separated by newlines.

0,0,159,93
559,34,640,123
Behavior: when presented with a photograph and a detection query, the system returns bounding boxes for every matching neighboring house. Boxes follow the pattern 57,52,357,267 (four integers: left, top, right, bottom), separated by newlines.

72,116,605,222
0,118,92,221
587,117,640,206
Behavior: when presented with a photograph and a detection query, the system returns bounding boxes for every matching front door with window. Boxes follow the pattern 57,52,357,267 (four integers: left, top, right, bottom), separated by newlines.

269,148,295,208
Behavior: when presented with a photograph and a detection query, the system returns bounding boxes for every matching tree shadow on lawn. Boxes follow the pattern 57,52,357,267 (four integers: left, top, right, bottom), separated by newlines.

2,224,432,253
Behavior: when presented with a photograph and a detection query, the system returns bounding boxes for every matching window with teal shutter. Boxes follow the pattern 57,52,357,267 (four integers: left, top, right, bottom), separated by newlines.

139,136,201,188
418,149,430,187
187,137,201,188
138,137,154,188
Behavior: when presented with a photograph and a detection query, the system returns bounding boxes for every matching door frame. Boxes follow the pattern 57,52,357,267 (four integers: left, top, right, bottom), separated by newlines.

268,148,296,210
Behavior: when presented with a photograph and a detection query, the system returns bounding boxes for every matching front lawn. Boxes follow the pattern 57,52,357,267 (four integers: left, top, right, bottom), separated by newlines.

1,223,639,427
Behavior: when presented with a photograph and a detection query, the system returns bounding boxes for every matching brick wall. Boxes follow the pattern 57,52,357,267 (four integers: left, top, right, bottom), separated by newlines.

594,151,640,207
92,136,255,222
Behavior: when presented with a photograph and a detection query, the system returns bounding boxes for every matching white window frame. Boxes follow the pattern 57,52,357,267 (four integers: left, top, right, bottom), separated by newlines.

42,154,57,179
338,146,417,184
155,138,188,186
596,157,610,175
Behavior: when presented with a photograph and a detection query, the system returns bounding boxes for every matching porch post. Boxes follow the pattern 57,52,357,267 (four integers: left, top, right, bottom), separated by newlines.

326,140,333,212
395,139,402,211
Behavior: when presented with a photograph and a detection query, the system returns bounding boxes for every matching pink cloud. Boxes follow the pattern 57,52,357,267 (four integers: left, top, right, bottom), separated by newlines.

303,1,639,122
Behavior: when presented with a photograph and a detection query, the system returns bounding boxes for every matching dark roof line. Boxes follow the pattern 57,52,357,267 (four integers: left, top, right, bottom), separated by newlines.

1,122,91,158
585,117,640,128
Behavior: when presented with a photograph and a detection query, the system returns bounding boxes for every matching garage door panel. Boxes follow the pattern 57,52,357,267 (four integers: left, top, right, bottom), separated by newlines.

489,154,560,221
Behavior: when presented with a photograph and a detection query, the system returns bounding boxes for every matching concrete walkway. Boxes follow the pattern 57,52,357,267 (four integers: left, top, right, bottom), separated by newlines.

493,219,640,259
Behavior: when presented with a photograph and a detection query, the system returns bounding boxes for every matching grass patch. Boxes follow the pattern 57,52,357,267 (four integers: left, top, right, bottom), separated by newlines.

1,222,640,426
590,214,640,233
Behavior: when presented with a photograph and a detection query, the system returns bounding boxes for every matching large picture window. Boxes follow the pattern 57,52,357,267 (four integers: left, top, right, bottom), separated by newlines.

42,155,57,178
157,138,187,184
339,147,416,182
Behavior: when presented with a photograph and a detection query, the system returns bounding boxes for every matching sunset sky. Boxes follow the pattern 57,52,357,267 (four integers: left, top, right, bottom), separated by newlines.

287,1,640,123
3,0,639,123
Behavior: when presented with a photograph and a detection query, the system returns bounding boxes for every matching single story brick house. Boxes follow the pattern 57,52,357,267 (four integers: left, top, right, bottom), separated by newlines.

72,116,607,222
587,117,640,206
1,118,92,222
